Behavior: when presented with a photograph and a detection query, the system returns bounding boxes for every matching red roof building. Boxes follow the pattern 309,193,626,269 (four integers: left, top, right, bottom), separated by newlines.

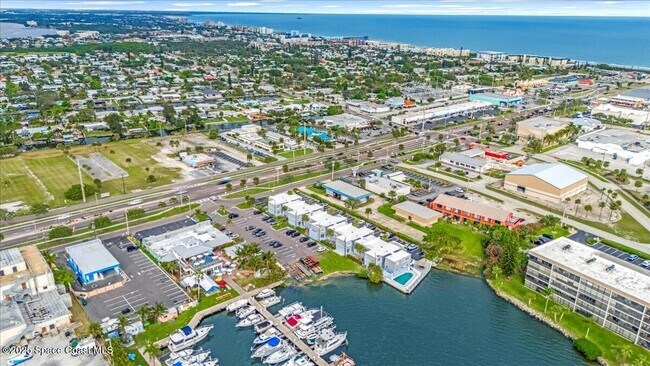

429,195,523,228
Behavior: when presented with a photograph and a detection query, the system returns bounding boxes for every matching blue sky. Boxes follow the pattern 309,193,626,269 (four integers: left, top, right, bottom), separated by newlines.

2,0,649,17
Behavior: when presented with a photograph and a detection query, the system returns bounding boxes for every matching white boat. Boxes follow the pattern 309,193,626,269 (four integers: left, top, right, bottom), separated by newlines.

254,327,280,345
167,350,211,366
226,299,248,312
236,313,264,328
6,351,33,366
284,308,319,330
168,325,214,352
254,320,273,334
295,313,334,339
260,296,282,308
283,354,315,366
305,325,337,345
255,288,275,299
201,359,219,366
251,336,283,358
165,349,196,366
236,305,256,319
275,302,304,320
314,329,347,356
263,345,297,365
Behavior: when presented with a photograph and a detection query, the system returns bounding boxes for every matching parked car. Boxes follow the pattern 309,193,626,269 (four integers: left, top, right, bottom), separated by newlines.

245,225,255,231
640,260,650,268
290,231,300,237
541,233,554,240
627,254,639,261
126,245,138,252
316,246,327,253
307,241,317,247
299,237,309,243
228,213,239,219
253,210,262,215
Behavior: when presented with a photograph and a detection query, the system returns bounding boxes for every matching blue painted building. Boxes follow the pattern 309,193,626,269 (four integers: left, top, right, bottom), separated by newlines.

66,239,121,285
322,180,372,203
469,92,522,107
297,126,332,142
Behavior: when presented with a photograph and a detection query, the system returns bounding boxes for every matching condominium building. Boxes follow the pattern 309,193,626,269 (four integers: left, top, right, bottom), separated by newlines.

525,238,650,349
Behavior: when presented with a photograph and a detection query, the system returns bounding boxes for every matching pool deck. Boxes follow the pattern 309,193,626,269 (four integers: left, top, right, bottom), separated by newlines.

383,260,432,294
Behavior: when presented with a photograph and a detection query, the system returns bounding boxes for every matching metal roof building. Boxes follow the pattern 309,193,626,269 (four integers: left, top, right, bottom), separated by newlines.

392,201,442,226
323,180,372,203
504,163,588,203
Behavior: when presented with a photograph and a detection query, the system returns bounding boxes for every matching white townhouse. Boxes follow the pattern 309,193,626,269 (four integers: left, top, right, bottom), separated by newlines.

308,211,347,241
282,200,323,227
333,224,375,257
267,193,302,216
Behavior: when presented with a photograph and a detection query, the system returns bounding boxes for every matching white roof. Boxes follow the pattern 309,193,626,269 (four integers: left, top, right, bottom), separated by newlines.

323,180,371,199
334,223,374,242
66,239,119,275
530,237,650,305
508,163,587,189
360,237,401,258
142,221,232,262
392,201,441,220
268,193,302,206
386,250,411,263
283,200,322,216
310,211,347,227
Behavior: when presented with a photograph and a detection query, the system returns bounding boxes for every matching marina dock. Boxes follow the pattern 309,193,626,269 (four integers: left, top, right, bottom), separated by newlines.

225,278,331,366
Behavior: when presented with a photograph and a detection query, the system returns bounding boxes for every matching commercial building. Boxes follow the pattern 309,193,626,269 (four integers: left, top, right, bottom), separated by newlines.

429,194,523,228
620,86,650,105
179,152,215,168
1,246,71,347
525,238,650,349
469,92,522,107
364,172,411,197
572,117,602,133
477,51,507,63
323,180,372,203
141,221,232,262
504,163,588,203
392,201,441,226
439,151,493,173
390,101,492,125
268,192,302,216
516,116,570,142
66,239,121,285
320,113,369,129
577,129,650,166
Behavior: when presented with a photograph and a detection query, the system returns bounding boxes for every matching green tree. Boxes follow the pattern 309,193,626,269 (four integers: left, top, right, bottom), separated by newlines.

136,304,152,323
53,268,75,286
64,184,96,201
49,226,73,239
88,321,103,340
367,263,383,283
542,287,555,313
92,215,112,229
143,341,161,365
30,203,50,216
365,207,372,219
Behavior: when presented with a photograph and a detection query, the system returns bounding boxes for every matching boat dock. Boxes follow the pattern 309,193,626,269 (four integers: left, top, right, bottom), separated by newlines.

225,278,330,366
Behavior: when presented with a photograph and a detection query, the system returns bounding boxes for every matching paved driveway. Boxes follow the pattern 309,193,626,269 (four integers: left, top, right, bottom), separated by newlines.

82,235,191,321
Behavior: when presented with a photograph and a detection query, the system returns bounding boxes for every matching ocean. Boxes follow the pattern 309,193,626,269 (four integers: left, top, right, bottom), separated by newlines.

0,22,59,39
189,13,650,68
195,274,586,365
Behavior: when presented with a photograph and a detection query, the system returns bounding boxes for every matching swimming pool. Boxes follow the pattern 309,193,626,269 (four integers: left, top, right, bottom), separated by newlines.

393,271,414,285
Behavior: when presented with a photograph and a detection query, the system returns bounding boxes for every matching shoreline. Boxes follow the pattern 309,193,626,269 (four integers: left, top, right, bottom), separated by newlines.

485,278,608,366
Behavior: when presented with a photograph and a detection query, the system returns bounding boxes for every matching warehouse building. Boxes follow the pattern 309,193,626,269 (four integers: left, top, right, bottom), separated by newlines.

525,238,650,349
323,180,372,203
504,163,588,203
576,129,650,166
469,92,522,107
141,221,232,262
390,101,492,125
320,113,369,129
516,116,570,142
364,173,411,197
392,201,441,226
66,239,121,285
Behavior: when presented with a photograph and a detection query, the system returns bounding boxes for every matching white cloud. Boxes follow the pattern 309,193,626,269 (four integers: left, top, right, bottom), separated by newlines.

321,4,341,8
380,3,427,8
600,1,623,4
227,2,263,6
172,2,214,6
63,1,144,4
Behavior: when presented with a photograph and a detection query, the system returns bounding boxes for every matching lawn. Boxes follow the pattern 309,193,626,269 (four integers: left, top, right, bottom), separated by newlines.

377,202,405,222
235,201,254,210
1,139,181,208
426,221,486,262
535,225,570,238
134,289,238,345
317,250,364,275
278,148,313,159
307,184,326,196
70,295,92,337
493,275,649,365
272,221,290,230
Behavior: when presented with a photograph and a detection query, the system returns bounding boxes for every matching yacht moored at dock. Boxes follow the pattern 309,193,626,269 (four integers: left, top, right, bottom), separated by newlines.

237,313,264,327
252,336,284,358
254,327,281,345
260,295,283,308
168,325,214,352
313,329,347,356
263,345,297,365
226,299,249,312
256,288,276,299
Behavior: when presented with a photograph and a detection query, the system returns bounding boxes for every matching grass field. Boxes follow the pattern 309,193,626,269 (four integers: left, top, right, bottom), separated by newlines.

277,148,313,159
0,139,181,208
318,250,364,275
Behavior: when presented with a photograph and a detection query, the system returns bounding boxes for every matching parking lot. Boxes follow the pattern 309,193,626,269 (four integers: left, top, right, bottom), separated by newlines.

567,231,650,269
215,206,319,264
82,235,191,322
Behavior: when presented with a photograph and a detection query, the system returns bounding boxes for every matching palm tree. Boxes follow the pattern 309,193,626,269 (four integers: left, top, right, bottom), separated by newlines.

584,204,593,218
41,249,57,268
550,305,562,322
365,207,372,219
136,304,152,323
584,316,597,339
524,293,535,307
117,314,129,341
193,269,203,301
611,344,633,364
325,228,335,239
542,287,555,313
301,214,310,227
491,265,503,281
88,321,103,340
151,301,166,323
143,341,161,365
574,198,581,215
598,201,606,220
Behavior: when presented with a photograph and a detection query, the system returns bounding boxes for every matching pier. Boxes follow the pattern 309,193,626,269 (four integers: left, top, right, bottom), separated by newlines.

225,278,330,366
